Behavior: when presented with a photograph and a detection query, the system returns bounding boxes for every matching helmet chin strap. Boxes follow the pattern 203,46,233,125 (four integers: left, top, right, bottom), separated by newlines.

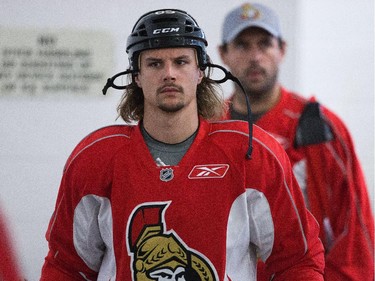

205,63,253,159
102,63,253,159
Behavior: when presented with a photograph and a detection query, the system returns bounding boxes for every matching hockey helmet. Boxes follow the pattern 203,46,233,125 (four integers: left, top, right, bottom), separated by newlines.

126,9,208,71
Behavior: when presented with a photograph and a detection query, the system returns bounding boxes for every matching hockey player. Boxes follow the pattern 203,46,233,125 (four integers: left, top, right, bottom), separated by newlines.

219,3,374,280
40,8,325,280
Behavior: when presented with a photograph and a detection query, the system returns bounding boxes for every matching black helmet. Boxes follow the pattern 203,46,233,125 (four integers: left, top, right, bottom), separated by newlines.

126,9,208,71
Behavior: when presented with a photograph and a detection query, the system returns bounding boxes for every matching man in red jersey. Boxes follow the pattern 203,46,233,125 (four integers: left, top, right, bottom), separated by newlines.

40,8,324,280
219,3,374,281
0,208,24,280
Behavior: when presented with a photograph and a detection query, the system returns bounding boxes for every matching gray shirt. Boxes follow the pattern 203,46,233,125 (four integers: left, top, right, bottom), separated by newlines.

141,124,197,166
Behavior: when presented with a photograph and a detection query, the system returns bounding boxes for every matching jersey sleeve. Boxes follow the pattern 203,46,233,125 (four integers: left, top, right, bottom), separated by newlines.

250,128,325,280
40,162,103,280
305,107,374,280
40,127,125,280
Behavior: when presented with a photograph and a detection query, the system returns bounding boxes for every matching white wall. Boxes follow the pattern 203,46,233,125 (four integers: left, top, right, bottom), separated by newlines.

296,1,374,198
0,1,373,280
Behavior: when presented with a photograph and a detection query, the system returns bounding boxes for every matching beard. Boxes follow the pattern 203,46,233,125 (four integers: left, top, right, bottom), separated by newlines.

241,65,278,101
158,101,185,113
156,84,185,113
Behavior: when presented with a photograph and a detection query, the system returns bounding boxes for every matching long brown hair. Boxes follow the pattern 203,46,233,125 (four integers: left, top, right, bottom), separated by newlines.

117,64,227,123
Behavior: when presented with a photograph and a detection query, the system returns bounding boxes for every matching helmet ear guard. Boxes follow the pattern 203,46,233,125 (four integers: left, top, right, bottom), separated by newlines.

126,9,209,71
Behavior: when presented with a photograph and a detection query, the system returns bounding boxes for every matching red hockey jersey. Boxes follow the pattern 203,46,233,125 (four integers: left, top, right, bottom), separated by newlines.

40,118,324,280
0,209,23,281
227,88,374,280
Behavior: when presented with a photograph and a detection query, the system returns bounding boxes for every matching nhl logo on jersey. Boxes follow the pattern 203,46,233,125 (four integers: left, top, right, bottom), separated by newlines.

160,168,174,182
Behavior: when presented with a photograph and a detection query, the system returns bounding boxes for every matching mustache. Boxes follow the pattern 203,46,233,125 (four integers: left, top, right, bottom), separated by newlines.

157,84,183,94
245,64,266,75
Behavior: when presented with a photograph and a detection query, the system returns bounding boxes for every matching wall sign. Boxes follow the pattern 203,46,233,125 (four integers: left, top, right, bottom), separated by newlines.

0,28,114,96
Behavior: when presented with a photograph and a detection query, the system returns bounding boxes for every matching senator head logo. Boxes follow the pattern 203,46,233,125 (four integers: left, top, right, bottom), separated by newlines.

126,202,218,281
240,3,260,20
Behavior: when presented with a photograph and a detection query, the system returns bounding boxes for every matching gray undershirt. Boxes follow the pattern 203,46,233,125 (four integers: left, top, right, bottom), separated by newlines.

141,124,197,166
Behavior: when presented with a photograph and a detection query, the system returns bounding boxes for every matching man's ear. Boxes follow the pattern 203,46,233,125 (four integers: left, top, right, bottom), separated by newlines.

134,74,141,88
218,45,228,65
198,69,204,84
280,40,287,59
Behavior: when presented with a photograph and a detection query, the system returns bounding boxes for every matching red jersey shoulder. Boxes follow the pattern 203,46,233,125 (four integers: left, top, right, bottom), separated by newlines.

83,124,135,141
208,120,288,163
283,88,352,142
279,88,308,115
64,125,136,172
209,119,249,133
320,104,351,137
207,120,249,153
252,124,292,161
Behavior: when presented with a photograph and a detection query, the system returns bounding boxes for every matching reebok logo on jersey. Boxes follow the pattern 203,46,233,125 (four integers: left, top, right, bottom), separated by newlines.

188,164,229,179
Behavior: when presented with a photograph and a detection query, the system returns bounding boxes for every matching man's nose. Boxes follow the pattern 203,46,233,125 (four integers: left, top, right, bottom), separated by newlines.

163,63,176,81
246,46,262,61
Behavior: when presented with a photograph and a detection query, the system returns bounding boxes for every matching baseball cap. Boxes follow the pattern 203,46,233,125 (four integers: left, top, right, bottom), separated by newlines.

221,3,282,44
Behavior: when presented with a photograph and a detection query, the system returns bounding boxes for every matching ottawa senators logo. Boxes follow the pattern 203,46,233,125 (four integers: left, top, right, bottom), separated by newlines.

240,3,260,20
126,202,218,281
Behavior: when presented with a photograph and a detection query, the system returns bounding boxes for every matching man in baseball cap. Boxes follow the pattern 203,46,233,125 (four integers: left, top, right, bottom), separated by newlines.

219,3,375,281
221,2,282,44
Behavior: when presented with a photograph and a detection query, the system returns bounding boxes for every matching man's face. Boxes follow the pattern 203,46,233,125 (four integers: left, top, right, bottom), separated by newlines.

135,47,203,114
219,27,285,98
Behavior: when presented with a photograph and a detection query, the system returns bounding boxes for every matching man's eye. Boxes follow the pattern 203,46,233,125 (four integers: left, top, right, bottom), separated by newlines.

236,42,251,52
259,39,272,49
149,62,160,67
234,42,247,50
176,60,188,65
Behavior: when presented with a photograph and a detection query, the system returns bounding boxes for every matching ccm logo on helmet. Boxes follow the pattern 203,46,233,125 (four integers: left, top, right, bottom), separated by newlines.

153,27,180,34
155,10,176,15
